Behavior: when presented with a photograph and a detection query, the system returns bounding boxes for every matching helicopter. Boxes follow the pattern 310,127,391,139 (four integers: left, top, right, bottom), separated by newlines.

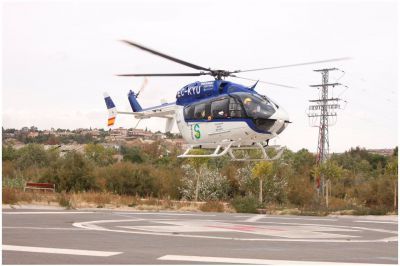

104,40,348,161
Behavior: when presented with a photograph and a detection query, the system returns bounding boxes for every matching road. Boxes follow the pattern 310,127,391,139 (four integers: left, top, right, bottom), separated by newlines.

2,208,398,264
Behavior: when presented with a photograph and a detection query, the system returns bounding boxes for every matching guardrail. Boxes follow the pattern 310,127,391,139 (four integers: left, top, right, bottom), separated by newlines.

23,182,55,192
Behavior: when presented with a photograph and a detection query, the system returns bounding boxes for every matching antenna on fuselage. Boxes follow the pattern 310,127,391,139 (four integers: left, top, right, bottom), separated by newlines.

249,80,259,90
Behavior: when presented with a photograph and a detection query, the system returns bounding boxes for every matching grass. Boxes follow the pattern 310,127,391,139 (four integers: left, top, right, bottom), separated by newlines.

2,188,18,205
58,193,72,209
199,201,225,212
2,189,396,215
1,189,216,211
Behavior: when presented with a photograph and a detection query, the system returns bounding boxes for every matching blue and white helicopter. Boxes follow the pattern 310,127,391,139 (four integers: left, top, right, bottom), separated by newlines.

104,40,347,161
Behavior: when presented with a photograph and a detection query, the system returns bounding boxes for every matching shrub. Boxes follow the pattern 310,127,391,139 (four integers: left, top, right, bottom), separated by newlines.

84,144,116,166
287,176,314,207
153,166,182,199
57,152,96,192
120,146,146,163
97,162,159,196
2,176,26,189
2,145,18,161
231,195,260,213
15,144,50,169
2,188,18,204
180,164,230,201
200,201,225,212
58,193,72,209
352,206,389,215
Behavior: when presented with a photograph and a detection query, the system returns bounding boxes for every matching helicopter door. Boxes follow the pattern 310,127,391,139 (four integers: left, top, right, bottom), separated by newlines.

228,97,245,118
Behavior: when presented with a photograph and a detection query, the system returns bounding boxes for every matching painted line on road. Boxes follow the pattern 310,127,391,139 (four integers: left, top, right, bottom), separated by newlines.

355,220,397,224
263,217,338,222
379,236,398,242
245,215,265,222
237,216,337,222
158,255,373,265
112,212,216,216
250,220,398,235
3,245,122,257
3,226,86,231
3,211,94,215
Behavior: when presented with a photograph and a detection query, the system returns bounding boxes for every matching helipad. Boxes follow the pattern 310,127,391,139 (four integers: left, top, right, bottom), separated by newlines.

3,209,398,264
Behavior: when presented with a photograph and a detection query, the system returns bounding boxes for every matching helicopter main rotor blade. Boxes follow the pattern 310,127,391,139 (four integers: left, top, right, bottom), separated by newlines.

121,40,211,72
117,72,209,77
234,57,351,73
231,75,298,89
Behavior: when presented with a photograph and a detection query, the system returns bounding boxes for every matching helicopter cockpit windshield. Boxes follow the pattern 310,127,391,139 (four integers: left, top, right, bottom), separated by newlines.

231,92,276,119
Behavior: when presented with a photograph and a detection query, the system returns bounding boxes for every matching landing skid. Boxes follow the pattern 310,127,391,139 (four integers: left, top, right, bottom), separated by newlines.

178,142,285,161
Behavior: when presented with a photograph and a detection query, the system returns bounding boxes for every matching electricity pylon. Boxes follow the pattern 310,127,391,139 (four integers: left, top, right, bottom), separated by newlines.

308,68,345,195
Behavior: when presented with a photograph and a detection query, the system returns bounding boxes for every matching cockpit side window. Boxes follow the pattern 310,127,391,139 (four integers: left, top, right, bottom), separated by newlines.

232,92,276,119
184,105,195,120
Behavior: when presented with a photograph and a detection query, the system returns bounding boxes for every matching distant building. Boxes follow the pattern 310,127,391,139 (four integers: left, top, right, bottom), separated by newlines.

367,149,394,157
111,127,128,137
88,129,101,137
3,132,15,139
127,129,153,139
27,131,39,138
58,144,85,156
40,130,52,135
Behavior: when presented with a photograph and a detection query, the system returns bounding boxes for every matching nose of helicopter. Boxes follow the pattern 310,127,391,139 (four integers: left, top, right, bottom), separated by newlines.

269,106,290,135
271,106,289,122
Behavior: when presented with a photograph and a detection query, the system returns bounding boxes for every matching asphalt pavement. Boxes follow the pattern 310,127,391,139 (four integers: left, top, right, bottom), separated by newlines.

2,208,398,264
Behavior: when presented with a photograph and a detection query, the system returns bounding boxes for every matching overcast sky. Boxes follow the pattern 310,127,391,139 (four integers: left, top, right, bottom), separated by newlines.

2,0,398,152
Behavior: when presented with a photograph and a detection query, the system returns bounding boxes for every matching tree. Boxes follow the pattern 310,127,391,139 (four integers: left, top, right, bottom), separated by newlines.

312,161,344,183
16,144,49,169
2,145,17,161
84,143,116,166
252,161,273,204
120,146,145,163
186,150,210,201
385,155,398,210
57,152,96,192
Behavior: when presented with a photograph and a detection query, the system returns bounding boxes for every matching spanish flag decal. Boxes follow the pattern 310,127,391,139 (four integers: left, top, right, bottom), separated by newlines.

108,117,116,126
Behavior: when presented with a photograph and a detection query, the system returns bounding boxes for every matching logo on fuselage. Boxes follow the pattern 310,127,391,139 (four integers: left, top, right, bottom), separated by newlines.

194,124,201,139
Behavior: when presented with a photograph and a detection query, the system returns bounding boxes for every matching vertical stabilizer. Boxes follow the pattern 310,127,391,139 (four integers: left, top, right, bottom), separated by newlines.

103,92,117,126
128,90,143,112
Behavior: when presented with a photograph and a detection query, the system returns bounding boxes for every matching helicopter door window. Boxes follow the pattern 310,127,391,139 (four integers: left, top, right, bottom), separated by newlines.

211,98,229,119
